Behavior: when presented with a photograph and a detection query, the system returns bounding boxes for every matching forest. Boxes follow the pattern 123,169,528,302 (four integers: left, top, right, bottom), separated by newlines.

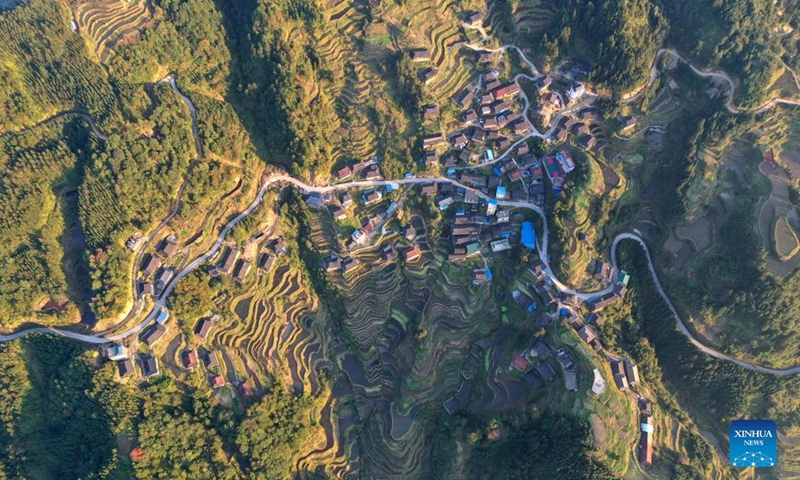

0,334,319,480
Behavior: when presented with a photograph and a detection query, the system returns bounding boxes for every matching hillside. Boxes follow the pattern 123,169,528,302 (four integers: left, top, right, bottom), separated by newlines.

2,0,800,478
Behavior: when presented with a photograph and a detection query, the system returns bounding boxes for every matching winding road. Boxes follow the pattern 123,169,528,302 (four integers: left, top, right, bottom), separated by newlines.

2,49,800,376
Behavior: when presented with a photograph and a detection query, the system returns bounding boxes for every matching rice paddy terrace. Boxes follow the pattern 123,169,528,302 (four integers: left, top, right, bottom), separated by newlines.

71,0,151,63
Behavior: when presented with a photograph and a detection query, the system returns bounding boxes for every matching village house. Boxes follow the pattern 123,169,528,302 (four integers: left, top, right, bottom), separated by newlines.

467,10,482,25
436,195,454,210
141,323,167,346
182,349,199,369
140,354,159,378
460,172,487,187
577,135,596,150
572,122,590,136
239,379,256,398
567,82,585,101
450,132,468,148
234,260,252,283
402,224,417,241
158,236,178,258
594,260,614,283
492,82,520,100
463,109,478,124
219,247,239,275
362,164,382,180
476,51,493,63
454,88,474,108
258,253,276,272
195,317,214,339
535,75,552,90
325,256,342,272
535,361,556,381
331,206,347,221
624,359,640,385
610,360,629,390
580,107,600,121
497,137,511,150
117,358,135,378
142,256,160,278
619,115,637,131
419,67,439,84
209,373,225,389
340,192,354,207
420,183,438,196
639,412,654,467
363,189,383,206
513,121,531,136
423,104,440,118
409,48,431,62
336,164,352,181
589,292,619,311
402,245,422,262
422,134,445,150
203,350,219,370
472,129,487,144
473,268,492,284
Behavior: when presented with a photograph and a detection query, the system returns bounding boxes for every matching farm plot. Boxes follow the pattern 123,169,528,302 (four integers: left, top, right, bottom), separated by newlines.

73,0,151,63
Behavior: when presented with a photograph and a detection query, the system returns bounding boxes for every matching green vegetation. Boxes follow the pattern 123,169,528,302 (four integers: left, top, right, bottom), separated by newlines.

433,410,615,479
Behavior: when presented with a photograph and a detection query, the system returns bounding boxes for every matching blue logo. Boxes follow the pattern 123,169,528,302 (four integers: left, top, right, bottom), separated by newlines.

730,420,777,468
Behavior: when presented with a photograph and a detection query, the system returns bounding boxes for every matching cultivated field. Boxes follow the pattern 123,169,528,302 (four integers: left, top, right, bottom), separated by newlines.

73,0,151,63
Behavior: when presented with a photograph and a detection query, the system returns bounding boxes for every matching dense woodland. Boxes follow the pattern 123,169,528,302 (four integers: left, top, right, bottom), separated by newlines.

0,335,319,480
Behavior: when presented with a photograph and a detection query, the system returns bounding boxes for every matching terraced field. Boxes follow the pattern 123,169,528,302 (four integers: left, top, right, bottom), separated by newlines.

73,0,151,63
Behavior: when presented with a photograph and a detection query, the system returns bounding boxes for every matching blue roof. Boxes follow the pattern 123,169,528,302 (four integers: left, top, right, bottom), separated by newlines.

493,167,503,176
156,309,169,324
521,222,536,249
496,186,507,198
560,308,570,317
487,199,498,205
486,268,493,280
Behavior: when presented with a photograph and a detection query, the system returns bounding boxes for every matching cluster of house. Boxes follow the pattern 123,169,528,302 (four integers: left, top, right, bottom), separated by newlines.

548,108,604,151
138,235,179,299
333,157,382,183
420,71,529,169
509,337,561,390
586,265,630,312
212,237,284,284
540,150,575,195
609,357,640,391
410,48,438,84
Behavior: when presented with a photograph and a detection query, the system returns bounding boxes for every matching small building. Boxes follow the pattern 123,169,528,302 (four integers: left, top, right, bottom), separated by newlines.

403,245,422,263
639,413,654,467
141,323,167,346
140,354,159,378
594,260,614,283
258,253,276,272
203,350,219,370
117,358,135,378
422,134,445,150
410,48,431,61
450,132,469,149
233,260,252,283
492,82,520,100
209,373,225,389
106,343,128,361
219,247,239,275
512,355,530,372
336,165,352,181
624,359,640,385
419,67,439,84
610,360,629,390
495,186,506,200
521,222,536,249
531,338,554,358
340,192,354,207
535,361,556,381
467,10,483,25
273,237,287,255
513,121,531,136
402,224,417,241
420,183,438,196
564,370,579,391
619,115,637,131
577,325,597,344
331,207,347,221
577,135,596,150
195,317,213,339
142,256,161,278
363,190,383,206
341,257,359,274
239,379,256,398
325,256,342,272
473,268,492,284
454,88,475,108
423,104,440,118
158,236,178,258
463,109,478,124
567,82,585,101
476,51,493,63
182,349,199,369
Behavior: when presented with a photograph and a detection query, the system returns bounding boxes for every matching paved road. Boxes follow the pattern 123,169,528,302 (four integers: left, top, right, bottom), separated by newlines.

3,54,800,376
0,110,108,141
622,48,800,114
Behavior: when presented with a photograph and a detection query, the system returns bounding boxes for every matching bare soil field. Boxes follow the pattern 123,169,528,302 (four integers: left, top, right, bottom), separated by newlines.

677,217,712,251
